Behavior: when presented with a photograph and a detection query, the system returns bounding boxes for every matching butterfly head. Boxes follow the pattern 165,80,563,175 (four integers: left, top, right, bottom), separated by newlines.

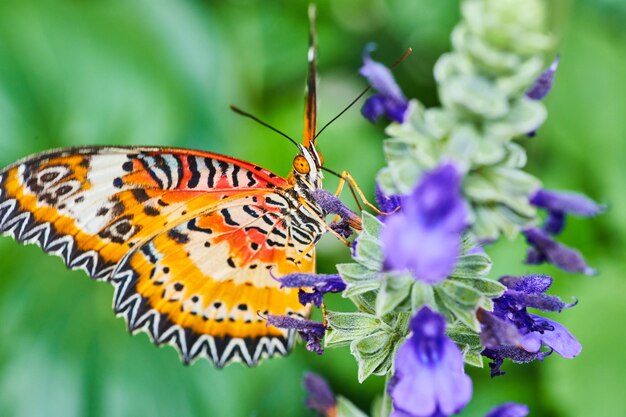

292,144,323,188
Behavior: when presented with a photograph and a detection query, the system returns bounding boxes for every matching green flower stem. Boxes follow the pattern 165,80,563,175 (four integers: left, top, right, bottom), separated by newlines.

379,372,393,417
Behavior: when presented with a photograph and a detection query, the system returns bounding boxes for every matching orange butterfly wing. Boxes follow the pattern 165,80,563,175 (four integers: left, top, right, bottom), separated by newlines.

0,147,325,366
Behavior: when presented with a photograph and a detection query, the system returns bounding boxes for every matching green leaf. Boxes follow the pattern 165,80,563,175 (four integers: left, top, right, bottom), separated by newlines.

375,273,414,317
336,263,381,297
449,276,506,298
435,289,481,331
480,296,495,311
361,211,383,238
351,331,393,382
337,396,369,417
325,312,388,348
410,281,436,310
350,291,378,315
354,234,383,270
463,351,484,368
450,253,493,278
438,280,483,307
447,321,482,349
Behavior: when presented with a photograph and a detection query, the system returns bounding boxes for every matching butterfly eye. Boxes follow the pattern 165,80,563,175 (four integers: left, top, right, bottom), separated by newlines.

293,155,310,174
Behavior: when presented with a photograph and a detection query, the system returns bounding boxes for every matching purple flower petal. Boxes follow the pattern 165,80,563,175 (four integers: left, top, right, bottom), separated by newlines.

390,307,472,417
523,228,596,275
529,315,582,358
359,44,408,123
362,94,388,123
499,275,552,294
360,45,407,104
544,211,566,235
303,373,337,416
530,189,606,217
381,164,469,284
519,332,543,353
507,291,567,312
526,55,560,100
485,403,530,417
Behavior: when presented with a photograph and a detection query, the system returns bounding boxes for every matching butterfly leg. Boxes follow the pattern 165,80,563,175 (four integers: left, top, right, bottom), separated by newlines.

334,171,396,216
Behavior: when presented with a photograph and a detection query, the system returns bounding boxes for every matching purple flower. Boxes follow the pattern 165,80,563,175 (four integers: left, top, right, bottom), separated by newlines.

359,44,408,123
274,272,346,308
389,307,472,417
526,55,560,100
530,188,605,235
479,275,581,377
485,403,529,417
525,188,603,274
266,315,325,354
523,228,596,275
381,163,469,284
376,182,401,215
303,373,337,417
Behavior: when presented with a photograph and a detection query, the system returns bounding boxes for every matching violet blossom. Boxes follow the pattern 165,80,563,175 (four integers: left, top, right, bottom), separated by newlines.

530,188,605,235
381,163,469,284
523,228,596,275
274,272,346,307
266,314,326,354
389,307,472,417
359,44,408,123
479,275,581,377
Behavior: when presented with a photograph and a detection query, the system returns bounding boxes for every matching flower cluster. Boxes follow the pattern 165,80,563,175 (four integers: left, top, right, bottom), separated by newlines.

262,1,602,416
478,275,581,376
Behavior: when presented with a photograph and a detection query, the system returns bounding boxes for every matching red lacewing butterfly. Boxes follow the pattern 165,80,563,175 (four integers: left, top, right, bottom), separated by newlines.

0,6,360,367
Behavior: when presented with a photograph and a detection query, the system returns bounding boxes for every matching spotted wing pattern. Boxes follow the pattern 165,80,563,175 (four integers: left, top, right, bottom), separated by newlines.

0,146,326,366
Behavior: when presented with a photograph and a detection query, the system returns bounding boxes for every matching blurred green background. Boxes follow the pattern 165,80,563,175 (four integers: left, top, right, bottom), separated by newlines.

0,1,624,416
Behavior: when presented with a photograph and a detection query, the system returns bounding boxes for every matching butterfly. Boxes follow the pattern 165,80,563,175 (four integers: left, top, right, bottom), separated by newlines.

0,6,356,368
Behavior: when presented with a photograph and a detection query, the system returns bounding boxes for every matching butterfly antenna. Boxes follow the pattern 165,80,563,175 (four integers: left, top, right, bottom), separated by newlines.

230,105,299,149
314,47,413,140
